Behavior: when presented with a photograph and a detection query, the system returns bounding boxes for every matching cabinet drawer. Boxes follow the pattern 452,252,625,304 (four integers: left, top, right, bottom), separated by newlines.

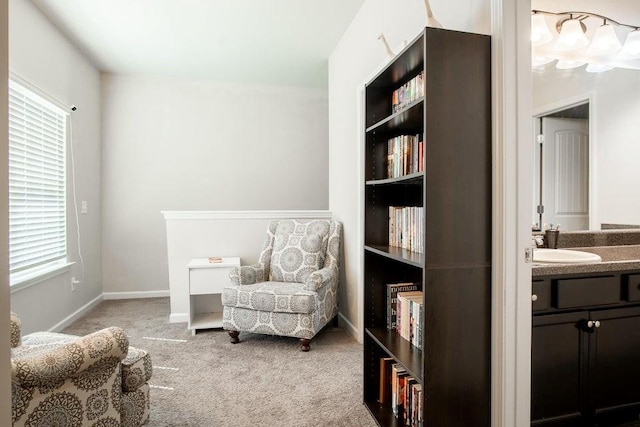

556,276,620,309
190,267,234,295
627,274,640,302
532,280,551,312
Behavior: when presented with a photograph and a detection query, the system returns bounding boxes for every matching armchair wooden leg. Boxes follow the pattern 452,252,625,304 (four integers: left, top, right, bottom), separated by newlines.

300,338,311,352
228,331,240,344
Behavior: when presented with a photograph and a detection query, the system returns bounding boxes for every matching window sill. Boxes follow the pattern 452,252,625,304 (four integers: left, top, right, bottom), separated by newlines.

10,261,75,294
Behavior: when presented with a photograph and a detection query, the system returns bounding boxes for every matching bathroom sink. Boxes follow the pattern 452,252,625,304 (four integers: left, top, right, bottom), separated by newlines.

533,249,602,264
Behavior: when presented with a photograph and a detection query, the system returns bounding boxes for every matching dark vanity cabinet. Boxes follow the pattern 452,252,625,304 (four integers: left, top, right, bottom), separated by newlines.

532,273,640,426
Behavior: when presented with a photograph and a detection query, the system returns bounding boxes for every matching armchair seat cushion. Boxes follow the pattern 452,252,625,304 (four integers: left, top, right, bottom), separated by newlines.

222,281,317,314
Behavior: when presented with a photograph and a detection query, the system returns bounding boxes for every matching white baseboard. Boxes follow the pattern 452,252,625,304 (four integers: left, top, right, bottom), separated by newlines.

338,312,360,343
49,294,104,333
169,313,188,323
103,290,169,300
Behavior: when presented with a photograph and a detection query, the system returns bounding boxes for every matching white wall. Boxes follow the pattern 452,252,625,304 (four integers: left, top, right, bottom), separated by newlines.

1,0,11,420
101,74,329,296
8,0,102,334
328,0,491,337
533,68,640,228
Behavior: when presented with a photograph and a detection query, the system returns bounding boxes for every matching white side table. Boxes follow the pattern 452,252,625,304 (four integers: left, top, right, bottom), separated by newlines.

187,257,240,335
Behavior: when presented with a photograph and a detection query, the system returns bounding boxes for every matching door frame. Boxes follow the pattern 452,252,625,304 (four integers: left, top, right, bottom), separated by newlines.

533,92,596,230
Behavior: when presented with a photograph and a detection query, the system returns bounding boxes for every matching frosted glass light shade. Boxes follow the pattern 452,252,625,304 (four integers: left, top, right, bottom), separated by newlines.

588,24,622,55
556,59,585,69
555,19,589,51
532,56,555,67
531,14,554,46
620,29,640,59
586,63,614,73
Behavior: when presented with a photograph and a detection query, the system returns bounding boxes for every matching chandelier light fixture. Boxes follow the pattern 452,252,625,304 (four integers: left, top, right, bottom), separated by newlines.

531,10,640,73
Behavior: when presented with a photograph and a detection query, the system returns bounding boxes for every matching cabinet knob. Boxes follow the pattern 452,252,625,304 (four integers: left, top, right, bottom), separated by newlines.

531,294,538,302
586,320,601,329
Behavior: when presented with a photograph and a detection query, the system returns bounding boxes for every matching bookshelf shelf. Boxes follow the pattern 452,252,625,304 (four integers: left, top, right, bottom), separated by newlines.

365,98,424,134
366,328,423,382
364,400,404,427
365,172,423,186
362,27,492,427
364,245,423,268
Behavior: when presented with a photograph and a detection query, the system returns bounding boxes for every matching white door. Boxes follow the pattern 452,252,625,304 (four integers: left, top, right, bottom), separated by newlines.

541,117,589,231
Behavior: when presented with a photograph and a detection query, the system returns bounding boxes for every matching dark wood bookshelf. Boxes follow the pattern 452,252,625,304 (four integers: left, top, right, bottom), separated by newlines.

362,27,492,427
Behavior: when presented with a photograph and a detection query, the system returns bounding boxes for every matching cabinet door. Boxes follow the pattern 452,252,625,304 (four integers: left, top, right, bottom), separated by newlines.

590,306,640,419
532,311,588,425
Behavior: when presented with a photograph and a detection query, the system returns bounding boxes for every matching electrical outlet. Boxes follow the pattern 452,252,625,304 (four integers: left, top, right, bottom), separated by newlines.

81,201,88,215
71,277,81,292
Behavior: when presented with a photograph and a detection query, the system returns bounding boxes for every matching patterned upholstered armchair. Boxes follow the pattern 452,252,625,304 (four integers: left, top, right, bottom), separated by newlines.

10,312,152,426
222,219,342,351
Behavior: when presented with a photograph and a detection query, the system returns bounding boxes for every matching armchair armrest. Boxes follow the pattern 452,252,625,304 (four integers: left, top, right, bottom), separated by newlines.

11,326,129,388
229,263,266,286
10,311,21,348
304,267,337,292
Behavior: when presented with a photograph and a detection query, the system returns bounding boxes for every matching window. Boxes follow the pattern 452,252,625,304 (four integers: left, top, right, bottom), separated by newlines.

8,80,67,282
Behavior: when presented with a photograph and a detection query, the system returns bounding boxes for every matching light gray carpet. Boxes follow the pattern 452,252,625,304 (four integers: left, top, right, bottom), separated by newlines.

62,298,376,427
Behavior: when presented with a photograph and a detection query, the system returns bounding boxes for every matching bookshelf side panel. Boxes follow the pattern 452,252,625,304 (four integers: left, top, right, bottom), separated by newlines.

423,29,492,267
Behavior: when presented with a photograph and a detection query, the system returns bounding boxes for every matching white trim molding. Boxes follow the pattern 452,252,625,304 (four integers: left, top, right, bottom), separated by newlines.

49,294,103,333
103,290,170,300
338,312,358,342
162,210,332,221
491,0,533,425
169,313,188,324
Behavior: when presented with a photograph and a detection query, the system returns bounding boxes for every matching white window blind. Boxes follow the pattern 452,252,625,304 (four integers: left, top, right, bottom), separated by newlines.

8,80,67,275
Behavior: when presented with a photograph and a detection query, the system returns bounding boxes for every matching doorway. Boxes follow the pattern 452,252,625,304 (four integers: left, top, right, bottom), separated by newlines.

533,102,590,232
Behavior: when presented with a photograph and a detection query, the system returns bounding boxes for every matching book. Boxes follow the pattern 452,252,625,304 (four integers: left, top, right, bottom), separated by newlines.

208,256,222,263
410,382,422,426
394,370,410,416
397,291,422,340
396,371,410,416
391,71,426,113
391,364,407,415
404,376,418,423
378,357,395,404
387,282,420,329
388,206,424,253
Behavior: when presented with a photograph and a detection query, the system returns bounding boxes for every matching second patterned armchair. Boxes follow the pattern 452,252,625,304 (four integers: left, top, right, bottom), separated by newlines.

10,312,152,426
222,219,342,351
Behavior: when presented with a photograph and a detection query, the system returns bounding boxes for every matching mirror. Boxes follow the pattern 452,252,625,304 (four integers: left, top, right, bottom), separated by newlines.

532,1,640,231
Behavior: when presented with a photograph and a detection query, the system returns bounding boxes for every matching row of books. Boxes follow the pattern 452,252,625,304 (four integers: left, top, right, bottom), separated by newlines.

389,206,424,254
397,291,424,350
386,282,420,330
392,71,425,113
386,134,424,179
379,357,423,426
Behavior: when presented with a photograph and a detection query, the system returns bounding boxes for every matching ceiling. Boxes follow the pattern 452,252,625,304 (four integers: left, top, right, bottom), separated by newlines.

30,0,366,88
